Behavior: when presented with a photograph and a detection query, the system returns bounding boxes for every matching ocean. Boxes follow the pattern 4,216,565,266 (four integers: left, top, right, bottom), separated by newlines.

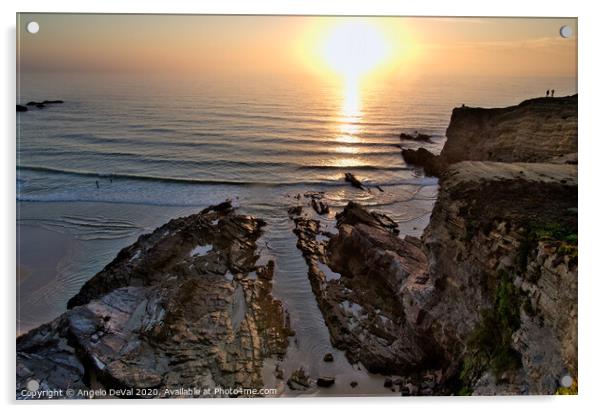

16,73,576,395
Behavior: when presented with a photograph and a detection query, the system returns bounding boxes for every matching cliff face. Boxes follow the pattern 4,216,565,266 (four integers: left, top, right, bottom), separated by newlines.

412,161,577,394
442,95,577,164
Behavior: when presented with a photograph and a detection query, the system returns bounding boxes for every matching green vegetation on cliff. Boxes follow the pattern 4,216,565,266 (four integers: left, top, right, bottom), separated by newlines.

458,271,523,394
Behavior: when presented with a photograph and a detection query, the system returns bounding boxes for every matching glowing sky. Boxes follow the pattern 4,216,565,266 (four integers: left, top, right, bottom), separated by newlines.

18,14,577,79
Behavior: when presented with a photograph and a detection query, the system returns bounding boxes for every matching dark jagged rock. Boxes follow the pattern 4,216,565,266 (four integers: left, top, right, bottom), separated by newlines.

287,205,303,218
401,148,446,177
311,198,330,215
303,191,330,215
201,199,233,214
26,100,64,106
17,105,28,112
317,377,335,387
292,202,435,374
335,201,399,235
399,131,432,142
344,172,364,190
17,202,293,399
323,353,334,362
287,367,311,391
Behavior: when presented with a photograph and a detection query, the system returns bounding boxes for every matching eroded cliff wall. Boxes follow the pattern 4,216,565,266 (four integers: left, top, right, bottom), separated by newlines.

442,95,577,164
410,161,577,394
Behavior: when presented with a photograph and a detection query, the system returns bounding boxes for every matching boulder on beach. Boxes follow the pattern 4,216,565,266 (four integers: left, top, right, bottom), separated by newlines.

287,367,311,391
317,376,335,387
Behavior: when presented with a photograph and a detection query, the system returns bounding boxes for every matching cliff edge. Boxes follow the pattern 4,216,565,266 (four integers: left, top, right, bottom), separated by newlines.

402,95,578,176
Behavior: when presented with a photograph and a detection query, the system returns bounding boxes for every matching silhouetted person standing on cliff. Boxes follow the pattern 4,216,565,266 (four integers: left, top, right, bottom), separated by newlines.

551,89,555,97
546,90,549,97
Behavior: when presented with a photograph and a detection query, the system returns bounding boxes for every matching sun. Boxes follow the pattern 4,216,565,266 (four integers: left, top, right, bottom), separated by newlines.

320,21,390,83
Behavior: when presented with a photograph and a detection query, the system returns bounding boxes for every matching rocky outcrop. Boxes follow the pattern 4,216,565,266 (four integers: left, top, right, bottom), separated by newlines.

292,204,438,375
18,100,64,111
401,148,446,177
442,95,577,163
17,202,293,399
402,95,577,177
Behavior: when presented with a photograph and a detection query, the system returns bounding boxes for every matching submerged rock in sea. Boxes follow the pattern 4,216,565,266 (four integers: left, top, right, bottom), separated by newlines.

17,201,294,399
302,191,330,215
344,172,365,190
26,100,64,106
399,131,432,142
317,376,335,387
401,147,446,177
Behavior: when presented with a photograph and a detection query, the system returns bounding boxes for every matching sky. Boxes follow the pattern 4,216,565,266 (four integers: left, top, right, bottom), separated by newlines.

17,14,577,81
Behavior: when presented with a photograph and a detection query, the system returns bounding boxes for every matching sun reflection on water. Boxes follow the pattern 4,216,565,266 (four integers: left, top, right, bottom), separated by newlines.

331,77,364,168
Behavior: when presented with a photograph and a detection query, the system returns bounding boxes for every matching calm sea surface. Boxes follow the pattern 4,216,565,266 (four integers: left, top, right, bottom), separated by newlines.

16,73,576,394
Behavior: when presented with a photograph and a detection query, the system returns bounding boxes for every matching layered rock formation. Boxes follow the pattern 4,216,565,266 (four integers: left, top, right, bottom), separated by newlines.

17,202,293,399
442,95,577,163
292,205,438,375
415,161,577,394
402,95,578,176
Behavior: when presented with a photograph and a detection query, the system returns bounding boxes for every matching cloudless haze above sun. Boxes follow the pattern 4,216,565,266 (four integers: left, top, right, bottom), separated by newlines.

18,15,576,81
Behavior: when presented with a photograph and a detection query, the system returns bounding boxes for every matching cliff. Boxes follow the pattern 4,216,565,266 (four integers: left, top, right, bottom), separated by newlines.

442,95,577,163
414,161,577,394
402,95,578,176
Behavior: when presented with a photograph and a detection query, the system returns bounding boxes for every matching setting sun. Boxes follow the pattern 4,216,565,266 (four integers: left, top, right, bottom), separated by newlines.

320,21,391,83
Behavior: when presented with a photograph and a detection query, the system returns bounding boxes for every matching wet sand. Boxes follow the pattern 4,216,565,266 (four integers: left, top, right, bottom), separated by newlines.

17,224,73,335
